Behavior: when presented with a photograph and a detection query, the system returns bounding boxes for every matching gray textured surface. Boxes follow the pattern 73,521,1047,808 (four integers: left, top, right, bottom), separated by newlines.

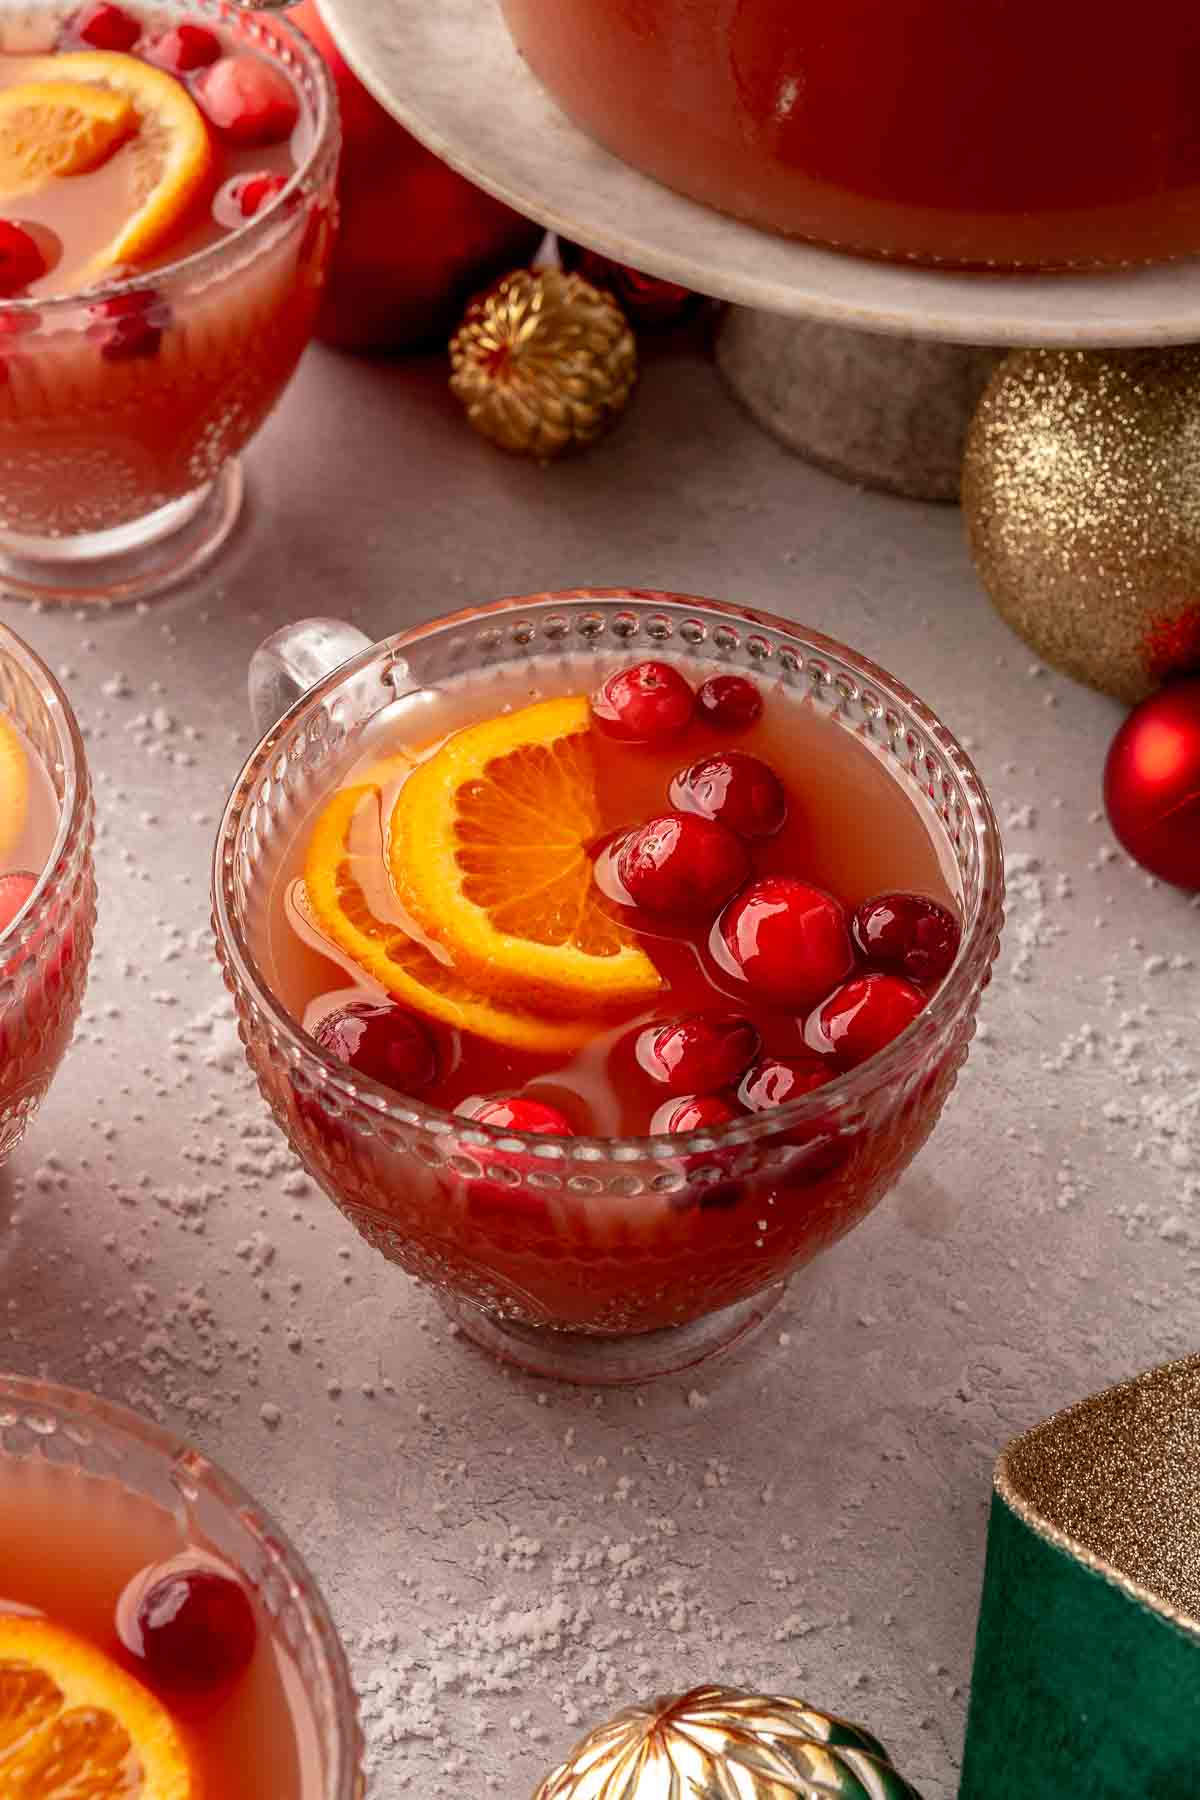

4,335,1200,1798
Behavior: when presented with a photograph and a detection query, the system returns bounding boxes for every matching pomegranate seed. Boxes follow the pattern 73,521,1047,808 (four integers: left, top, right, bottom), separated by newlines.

716,877,853,1008
144,22,221,73
809,972,926,1067
313,1000,437,1092
213,172,288,229
71,1,139,51
651,1093,741,1133
669,750,786,839
739,1056,832,1112
696,674,762,731
90,287,169,362
615,811,750,915
635,1012,759,1095
133,1568,257,1692
194,55,300,148
852,892,961,984
591,660,694,745
0,872,37,936
0,222,47,296
470,1097,574,1134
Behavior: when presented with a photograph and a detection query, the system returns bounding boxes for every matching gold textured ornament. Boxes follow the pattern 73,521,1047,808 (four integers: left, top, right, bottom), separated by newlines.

449,267,637,460
962,348,1200,703
533,1685,925,1798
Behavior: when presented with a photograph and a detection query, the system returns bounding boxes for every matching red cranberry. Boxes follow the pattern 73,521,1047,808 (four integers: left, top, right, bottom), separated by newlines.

716,877,853,1009
90,288,169,362
0,872,37,936
144,22,222,72
71,1,140,50
615,812,749,915
669,750,786,839
739,1056,832,1113
470,1097,574,1135
809,973,926,1067
0,223,47,296
635,1012,759,1095
133,1568,257,1692
696,674,762,731
853,892,961,984
213,172,289,229
313,1000,437,1092
651,1093,741,1134
591,660,694,745
194,55,301,148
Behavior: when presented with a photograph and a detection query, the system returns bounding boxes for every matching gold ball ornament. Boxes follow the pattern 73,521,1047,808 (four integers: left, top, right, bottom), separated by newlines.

532,1685,925,1798
449,267,637,460
963,348,1200,703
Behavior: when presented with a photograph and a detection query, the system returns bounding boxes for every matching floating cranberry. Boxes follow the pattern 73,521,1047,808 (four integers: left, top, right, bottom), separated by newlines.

635,1012,759,1095
71,1,139,50
213,171,289,229
470,1096,574,1135
90,288,170,363
145,22,222,72
651,1093,741,1134
313,1000,437,1092
133,1567,257,1692
616,812,749,916
195,54,300,147
0,223,47,297
0,872,37,936
696,674,762,732
852,892,961,984
669,750,786,840
810,972,926,1067
591,660,694,745
739,1055,832,1113
716,877,853,1009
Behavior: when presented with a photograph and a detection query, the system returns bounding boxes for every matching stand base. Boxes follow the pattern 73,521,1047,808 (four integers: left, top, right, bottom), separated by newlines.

438,1281,787,1385
0,461,244,605
716,309,1004,502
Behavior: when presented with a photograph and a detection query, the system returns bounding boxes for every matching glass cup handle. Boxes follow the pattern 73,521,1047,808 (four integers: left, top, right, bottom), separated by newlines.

248,618,373,737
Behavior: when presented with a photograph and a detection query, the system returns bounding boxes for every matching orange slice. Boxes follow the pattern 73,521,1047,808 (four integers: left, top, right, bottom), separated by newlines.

0,712,29,863
388,696,663,1017
0,1614,194,1798
0,79,136,194
18,51,212,276
305,781,591,1054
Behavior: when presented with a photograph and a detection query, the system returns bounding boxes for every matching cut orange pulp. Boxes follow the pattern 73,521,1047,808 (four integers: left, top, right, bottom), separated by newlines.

0,712,29,863
0,1614,194,1798
0,79,136,194
388,696,663,1017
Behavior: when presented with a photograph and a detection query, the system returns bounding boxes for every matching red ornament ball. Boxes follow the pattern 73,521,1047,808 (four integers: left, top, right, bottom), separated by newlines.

1103,677,1200,887
557,238,701,329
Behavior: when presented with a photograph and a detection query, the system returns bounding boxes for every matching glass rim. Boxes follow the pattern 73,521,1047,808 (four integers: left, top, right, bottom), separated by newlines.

0,1371,363,1798
0,1,338,314
212,587,1006,1159
0,618,90,945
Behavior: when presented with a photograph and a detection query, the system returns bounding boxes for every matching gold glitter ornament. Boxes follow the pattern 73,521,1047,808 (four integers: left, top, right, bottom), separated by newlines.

449,267,637,459
533,1685,925,1798
962,348,1200,703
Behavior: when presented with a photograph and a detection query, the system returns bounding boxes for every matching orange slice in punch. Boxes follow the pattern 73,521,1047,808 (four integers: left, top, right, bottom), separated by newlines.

0,1614,194,1798
0,713,29,864
388,696,663,1018
0,79,136,193
305,781,592,1054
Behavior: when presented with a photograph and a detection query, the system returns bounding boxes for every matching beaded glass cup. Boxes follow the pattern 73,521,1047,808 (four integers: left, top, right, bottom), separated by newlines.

213,592,1005,1384
0,621,95,1163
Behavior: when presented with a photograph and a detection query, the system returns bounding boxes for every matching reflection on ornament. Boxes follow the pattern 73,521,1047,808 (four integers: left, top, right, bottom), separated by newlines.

449,268,637,460
963,349,1200,703
533,1685,924,1798
556,237,702,330
1103,677,1200,888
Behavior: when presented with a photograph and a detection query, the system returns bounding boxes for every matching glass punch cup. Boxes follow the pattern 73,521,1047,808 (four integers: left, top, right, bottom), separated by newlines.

214,592,1005,1384
0,0,338,604
0,1373,363,1797
0,619,94,1162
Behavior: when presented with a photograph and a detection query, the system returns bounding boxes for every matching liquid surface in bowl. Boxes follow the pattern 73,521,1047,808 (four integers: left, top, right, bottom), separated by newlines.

0,1453,322,1797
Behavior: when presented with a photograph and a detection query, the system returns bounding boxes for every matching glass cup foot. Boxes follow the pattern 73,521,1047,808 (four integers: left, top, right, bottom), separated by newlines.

437,1281,788,1386
0,460,244,606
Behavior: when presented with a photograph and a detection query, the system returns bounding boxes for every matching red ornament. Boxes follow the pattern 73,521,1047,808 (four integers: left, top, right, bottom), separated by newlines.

1103,677,1200,888
557,237,701,330
289,2,543,350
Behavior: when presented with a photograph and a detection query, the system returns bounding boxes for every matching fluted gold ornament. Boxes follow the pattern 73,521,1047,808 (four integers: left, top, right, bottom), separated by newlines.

963,348,1200,703
449,268,637,459
533,1685,924,1798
